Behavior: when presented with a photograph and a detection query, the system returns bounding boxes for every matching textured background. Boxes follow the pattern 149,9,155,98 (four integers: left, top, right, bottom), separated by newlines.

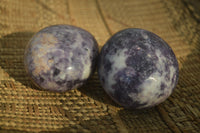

0,0,199,132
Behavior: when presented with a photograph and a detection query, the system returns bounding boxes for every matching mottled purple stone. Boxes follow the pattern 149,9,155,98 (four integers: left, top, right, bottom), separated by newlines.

98,28,179,109
24,25,98,92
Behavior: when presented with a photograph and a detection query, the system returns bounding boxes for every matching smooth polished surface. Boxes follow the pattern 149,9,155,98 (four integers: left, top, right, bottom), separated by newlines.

98,28,179,109
24,25,98,92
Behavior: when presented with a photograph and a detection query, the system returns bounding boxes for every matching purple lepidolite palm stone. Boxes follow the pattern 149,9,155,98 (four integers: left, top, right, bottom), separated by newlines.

98,28,179,109
24,25,98,92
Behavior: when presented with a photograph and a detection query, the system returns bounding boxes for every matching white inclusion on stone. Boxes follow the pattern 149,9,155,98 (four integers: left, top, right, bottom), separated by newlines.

105,49,128,93
79,34,92,80
141,30,149,39
144,42,151,49
128,49,176,108
59,72,67,80
50,49,69,81
72,31,91,80
46,81,59,89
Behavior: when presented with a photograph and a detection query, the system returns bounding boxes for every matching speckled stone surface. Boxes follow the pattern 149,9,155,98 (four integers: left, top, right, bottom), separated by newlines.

24,25,98,92
98,28,179,109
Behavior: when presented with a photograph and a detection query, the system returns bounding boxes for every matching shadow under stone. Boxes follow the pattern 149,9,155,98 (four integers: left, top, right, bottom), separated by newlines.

78,71,120,107
0,32,39,90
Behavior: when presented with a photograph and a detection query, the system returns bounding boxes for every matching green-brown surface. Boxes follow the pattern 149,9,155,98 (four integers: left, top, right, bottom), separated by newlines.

0,0,199,132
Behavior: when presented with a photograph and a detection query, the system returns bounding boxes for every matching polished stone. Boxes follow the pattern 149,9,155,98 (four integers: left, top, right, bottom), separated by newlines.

98,28,179,109
24,25,98,92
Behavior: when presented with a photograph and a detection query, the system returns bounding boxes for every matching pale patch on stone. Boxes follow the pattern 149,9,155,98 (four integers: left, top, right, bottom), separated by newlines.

46,81,59,90
105,49,128,93
31,33,58,76
128,49,175,108
76,32,91,80
141,30,149,39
